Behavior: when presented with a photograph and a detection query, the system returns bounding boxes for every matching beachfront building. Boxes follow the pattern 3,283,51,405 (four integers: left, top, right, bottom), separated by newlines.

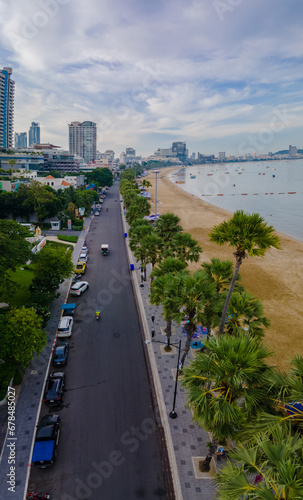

0,67,15,149
28,122,40,147
172,141,187,162
218,152,226,160
289,145,297,157
68,121,97,163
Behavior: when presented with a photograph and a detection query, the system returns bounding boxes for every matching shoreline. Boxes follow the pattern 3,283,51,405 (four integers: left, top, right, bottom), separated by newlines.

145,167,303,371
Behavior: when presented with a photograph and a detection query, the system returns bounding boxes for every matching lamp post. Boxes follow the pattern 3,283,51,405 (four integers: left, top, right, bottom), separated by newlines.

145,338,182,419
154,169,159,223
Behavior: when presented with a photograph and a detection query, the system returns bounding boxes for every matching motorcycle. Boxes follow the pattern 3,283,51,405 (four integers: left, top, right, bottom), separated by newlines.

96,311,101,320
27,493,50,500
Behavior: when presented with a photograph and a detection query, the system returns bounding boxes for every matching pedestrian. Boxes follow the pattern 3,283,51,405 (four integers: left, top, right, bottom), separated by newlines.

151,315,155,324
151,329,155,338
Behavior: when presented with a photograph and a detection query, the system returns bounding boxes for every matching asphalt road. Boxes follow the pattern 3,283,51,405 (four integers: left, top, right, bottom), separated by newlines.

29,182,168,500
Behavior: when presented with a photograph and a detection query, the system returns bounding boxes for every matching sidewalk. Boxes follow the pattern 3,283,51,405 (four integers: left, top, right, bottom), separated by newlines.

0,217,93,500
121,207,217,500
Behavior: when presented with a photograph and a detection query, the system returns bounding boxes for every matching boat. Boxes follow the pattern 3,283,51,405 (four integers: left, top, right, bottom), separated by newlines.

190,175,196,179
176,181,185,184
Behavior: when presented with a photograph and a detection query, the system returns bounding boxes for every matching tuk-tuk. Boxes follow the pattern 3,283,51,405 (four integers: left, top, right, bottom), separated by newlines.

62,303,76,317
101,244,109,256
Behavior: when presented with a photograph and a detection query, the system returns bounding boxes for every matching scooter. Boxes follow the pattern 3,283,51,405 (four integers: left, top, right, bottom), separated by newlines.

27,493,50,500
96,311,101,320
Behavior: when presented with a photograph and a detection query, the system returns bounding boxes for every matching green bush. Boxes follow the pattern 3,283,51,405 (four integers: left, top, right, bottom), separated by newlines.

57,234,78,243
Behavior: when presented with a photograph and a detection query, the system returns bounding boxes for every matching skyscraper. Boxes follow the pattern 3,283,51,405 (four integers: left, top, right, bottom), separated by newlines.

15,132,27,148
28,122,40,147
0,67,15,149
68,121,97,163
172,141,187,162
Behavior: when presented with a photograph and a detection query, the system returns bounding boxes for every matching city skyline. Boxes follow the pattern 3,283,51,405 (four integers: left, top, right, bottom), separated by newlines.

1,0,303,156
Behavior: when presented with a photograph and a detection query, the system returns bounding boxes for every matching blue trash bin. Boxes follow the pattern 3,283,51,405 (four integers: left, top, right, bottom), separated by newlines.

124,233,127,238
130,264,135,271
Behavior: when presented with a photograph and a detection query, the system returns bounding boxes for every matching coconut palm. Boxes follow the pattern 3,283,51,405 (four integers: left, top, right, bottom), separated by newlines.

224,291,270,339
214,428,303,499
209,210,281,336
182,334,273,471
163,270,217,367
150,257,187,348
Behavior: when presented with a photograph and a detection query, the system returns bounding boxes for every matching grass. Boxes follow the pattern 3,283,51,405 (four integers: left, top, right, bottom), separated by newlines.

46,240,74,252
57,234,78,244
1,265,35,307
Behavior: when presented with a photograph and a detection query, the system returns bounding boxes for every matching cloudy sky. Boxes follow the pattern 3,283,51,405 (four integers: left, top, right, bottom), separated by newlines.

1,0,303,157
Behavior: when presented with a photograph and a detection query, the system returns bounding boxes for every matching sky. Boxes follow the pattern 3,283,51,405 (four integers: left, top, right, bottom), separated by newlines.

1,0,303,158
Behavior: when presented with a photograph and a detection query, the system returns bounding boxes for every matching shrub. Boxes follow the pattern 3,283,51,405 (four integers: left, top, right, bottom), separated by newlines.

57,235,78,243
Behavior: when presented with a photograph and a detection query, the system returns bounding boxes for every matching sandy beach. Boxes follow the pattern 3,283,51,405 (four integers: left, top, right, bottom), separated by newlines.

145,167,303,371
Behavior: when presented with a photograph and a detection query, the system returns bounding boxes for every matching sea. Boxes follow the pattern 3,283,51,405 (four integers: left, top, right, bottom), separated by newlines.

169,159,303,242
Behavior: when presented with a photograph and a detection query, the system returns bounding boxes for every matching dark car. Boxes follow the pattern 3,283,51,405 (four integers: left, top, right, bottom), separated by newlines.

43,372,65,405
53,342,69,366
32,414,61,467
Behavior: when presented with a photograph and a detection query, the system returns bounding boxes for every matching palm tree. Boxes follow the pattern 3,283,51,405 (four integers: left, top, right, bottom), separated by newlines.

201,258,243,340
209,210,281,336
155,213,183,242
166,232,202,263
150,257,187,348
224,291,270,339
214,429,303,499
182,334,273,471
163,270,216,367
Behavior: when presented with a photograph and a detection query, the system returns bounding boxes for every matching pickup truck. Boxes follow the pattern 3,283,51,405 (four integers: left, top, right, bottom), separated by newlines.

32,414,61,468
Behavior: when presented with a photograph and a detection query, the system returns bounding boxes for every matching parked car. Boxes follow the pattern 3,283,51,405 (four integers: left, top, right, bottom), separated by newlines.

74,261,86,274
79,252,88,262
32,414,61,468
57,316,73,338
53,342,69,366
80,246,88,254
95,211,100,216
43,372,65,406
70,281,89,296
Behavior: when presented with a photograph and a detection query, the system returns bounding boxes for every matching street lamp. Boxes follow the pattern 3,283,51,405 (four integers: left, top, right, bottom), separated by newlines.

145,338,182,419
154,169,159,223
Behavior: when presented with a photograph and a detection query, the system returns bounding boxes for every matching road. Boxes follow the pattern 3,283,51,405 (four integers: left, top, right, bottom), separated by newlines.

29,182,168,499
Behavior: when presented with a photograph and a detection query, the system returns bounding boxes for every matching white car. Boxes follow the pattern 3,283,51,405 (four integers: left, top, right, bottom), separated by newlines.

95,211,100,216
57,316,73,338
80,246,88,255
70,281,89,296
79,252,88,262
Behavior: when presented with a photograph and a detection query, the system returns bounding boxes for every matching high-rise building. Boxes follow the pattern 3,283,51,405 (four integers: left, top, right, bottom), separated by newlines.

126,147,135,156
218,152,226,160
289,145,297,156
28,122,40,147
68,121,97,163
0,67,15,149
172,142,187,162
15,132,27,148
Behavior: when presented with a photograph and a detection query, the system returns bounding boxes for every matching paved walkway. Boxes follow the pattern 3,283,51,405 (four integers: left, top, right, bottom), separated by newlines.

121,205,218,499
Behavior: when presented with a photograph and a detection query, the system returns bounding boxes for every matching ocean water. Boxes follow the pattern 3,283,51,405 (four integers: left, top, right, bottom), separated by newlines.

169,160,303,242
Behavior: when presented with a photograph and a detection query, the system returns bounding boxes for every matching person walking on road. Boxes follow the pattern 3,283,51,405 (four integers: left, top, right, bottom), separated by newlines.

151,315,155,324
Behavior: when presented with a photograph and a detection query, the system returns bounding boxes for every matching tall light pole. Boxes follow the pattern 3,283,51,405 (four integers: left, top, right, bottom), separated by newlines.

154,169,159,223
145,338,182,419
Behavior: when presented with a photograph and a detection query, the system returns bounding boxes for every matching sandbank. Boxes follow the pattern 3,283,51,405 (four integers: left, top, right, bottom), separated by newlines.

145,167,303,371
